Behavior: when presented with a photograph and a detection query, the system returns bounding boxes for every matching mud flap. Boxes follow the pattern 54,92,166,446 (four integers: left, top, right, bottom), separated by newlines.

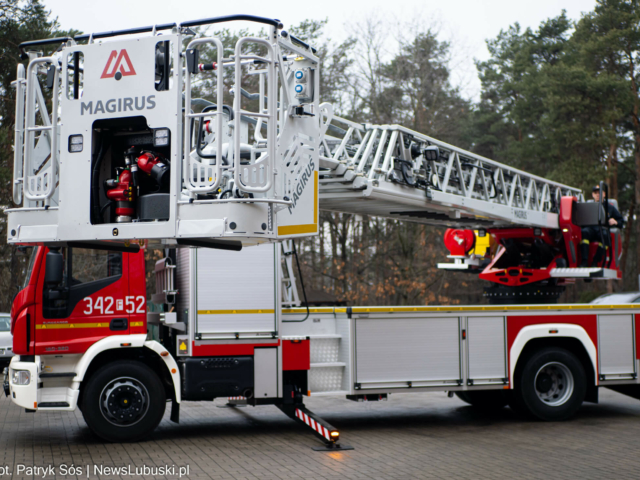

170,400,180,424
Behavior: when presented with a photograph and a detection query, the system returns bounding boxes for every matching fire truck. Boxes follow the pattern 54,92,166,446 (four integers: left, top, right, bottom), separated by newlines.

3,15,638,447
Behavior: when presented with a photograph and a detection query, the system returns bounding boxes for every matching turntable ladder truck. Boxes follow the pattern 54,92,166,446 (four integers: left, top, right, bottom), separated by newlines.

4,14,639,447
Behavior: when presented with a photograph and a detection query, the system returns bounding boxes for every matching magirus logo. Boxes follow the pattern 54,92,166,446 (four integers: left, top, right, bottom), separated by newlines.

101,49,137,80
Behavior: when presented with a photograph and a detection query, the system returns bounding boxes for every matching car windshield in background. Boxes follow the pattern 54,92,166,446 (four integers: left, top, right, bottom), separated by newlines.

590,293,640,304
0,316,10,332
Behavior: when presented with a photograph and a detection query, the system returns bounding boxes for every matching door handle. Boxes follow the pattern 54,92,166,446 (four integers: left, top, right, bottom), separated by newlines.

26,313,30,352
109,318,128,331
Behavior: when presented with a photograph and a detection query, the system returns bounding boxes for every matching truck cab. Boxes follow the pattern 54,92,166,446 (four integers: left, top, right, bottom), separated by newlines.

10,246,147,357
4,245,176,435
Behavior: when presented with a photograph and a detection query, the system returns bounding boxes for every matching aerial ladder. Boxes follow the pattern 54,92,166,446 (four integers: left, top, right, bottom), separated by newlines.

7,14,621,305
5,14,637,449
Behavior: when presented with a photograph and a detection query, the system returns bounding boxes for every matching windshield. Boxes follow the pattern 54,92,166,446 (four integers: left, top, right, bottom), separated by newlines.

0,315,10,332
22,247,38,290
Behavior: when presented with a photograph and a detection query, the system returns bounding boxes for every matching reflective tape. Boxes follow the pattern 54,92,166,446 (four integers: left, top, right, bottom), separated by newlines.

295,408,331,441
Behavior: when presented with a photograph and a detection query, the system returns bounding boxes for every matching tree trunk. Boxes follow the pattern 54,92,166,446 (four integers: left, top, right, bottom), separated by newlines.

628,55,640,279
635,148,640,281
607,142,618,199
621,191,635,280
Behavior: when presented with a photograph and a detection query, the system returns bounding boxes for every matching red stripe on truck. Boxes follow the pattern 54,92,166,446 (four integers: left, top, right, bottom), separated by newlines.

191,340,280,357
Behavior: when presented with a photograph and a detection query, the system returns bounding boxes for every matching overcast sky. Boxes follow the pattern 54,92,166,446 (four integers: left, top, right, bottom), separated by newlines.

44,0,596,100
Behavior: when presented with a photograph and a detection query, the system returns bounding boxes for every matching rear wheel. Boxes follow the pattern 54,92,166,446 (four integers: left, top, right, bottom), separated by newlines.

81,361,166,442
513,347,586,421
455,390,508,410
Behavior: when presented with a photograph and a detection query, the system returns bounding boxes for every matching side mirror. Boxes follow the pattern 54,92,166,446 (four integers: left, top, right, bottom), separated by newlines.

44,249,64,286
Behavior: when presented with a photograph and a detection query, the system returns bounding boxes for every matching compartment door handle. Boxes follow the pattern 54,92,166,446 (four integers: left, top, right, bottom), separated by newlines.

109,318,128,331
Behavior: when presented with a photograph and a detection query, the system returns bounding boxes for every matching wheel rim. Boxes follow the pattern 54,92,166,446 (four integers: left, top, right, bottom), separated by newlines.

99,377,150,427
534,362,574,406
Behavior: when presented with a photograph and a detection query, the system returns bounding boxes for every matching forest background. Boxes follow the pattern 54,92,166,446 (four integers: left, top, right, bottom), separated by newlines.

0,0,639,310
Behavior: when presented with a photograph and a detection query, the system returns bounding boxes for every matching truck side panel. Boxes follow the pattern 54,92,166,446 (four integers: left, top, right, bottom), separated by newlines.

355,317,461,388
467,316,507,383
598,314,635,378
283,306,639,396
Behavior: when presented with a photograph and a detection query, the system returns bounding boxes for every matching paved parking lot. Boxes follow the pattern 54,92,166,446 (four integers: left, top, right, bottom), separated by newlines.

1,389,640,479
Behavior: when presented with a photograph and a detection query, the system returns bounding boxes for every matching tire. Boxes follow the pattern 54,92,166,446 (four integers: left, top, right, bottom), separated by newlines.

513,347,586,421
454,390,508,410
81,361,166,442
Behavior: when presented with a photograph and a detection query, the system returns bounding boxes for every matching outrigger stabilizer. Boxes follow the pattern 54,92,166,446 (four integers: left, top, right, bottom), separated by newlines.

223,390,352,450
278,403,354,451
275,386,352,451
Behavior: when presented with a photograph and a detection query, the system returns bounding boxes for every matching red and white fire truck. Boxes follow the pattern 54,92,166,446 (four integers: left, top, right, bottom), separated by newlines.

4,15,638,447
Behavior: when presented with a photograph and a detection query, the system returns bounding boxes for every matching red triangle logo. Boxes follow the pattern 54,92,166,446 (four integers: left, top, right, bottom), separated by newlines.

101,50,137,79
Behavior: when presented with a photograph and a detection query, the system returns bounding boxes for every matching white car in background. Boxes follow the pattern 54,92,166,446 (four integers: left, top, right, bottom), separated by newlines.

0,313,12,370
590,292,640,304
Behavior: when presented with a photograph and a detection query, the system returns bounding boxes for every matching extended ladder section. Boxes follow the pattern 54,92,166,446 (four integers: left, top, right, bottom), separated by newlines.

7,13,583,251
316,113,583,229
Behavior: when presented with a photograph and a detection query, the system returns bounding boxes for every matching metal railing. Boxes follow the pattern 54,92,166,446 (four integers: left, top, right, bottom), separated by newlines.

152,257,178,305
183,37,225,195
317,119,583,227
12,64,26,205
232,37,276,193
21,57,59,204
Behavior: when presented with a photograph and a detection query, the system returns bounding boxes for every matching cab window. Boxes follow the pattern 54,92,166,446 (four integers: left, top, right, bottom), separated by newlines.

71,248,122,284
42,248,123,319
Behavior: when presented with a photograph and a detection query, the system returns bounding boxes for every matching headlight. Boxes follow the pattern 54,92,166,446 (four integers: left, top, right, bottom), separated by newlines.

12,370,30,385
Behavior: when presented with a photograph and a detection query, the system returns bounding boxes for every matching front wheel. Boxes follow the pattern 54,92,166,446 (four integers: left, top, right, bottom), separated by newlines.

81,361,166,442
513,347,586,421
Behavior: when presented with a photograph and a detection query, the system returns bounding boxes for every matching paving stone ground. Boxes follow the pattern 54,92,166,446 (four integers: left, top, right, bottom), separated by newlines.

1,388,640,479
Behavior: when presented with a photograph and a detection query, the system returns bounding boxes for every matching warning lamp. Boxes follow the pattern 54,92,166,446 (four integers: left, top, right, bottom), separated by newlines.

423,145,440,161
68,134,83,152
330,431,340,441
153,128,170,147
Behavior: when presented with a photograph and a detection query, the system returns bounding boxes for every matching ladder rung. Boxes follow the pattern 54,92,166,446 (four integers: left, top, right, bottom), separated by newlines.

241,112,271,119
186,112,224,118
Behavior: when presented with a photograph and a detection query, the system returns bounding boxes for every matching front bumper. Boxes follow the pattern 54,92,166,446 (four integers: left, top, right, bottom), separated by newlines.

7,356,39,409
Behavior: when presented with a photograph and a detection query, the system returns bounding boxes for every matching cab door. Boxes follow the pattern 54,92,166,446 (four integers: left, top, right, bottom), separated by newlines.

35,247,130,355
126,250,148,336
